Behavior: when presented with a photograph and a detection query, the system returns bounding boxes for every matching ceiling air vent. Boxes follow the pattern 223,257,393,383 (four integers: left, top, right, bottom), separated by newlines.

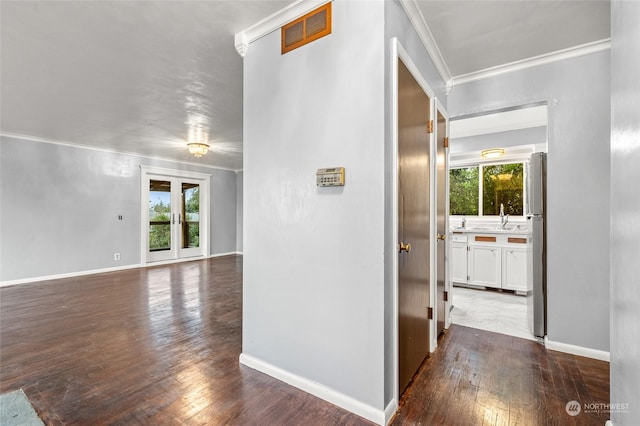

281,2,332,54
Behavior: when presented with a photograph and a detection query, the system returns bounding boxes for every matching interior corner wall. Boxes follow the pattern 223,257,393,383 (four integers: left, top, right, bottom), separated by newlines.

447,51,611,353
0,136,238,282
382,0,448,405
610,0,640,423
242,0,386,415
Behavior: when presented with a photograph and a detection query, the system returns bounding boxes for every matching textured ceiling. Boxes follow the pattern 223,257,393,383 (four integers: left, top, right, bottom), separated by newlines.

415,0,610,77
0,1,290,170
0,1,611,170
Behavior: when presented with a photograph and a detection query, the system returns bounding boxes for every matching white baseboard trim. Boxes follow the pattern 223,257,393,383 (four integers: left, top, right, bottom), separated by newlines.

209,251,243,258
239,353,385,425
0,263,143,287
0,252,243,287
544,337,610,362
384,399,398,425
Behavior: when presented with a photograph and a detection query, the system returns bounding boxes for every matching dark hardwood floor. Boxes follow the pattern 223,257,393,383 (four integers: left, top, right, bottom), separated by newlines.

1,256,609,425
0,256,370,425
392,327,610,426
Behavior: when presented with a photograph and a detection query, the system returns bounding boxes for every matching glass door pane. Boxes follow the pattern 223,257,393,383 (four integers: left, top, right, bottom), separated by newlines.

143,170,207,264
149,180,172,254
181,183,200,250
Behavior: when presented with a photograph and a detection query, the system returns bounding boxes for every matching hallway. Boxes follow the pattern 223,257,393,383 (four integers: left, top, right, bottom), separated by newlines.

0,256,609,425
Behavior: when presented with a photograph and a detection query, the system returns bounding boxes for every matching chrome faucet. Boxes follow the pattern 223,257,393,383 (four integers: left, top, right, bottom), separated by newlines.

499,203,509,229
461,216,466,229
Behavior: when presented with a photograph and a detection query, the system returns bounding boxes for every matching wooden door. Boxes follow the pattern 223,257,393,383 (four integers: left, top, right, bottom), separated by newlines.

398,59,431,394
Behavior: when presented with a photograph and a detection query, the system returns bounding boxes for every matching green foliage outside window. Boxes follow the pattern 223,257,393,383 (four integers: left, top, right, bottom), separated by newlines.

450,166,479,215
483,163,524,216
184,187,200,248
149,198,171,251
450,162,524,216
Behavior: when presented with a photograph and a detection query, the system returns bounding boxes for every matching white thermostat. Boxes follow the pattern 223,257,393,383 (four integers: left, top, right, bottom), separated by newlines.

316,167,345,187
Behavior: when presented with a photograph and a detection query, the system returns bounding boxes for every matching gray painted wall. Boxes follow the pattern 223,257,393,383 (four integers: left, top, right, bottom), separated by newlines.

610,0,640,423
243,0,386,411
450,126,546,154
383,0,448,405
448,51,611,352
0,135,238,282
236,171,243,252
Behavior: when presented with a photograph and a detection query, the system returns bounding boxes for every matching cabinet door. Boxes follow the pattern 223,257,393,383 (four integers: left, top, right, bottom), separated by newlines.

502,247,528,291
469,245,501,288
451,242,468,283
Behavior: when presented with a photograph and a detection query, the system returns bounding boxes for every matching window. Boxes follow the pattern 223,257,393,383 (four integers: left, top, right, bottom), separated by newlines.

450,166,479,215
450,162,525,216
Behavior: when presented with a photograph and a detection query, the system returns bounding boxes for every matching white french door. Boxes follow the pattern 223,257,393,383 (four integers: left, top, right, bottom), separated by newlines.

141,167,210,263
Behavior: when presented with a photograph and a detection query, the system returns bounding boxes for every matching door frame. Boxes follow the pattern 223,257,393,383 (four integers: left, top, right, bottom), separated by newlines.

433,98,451,330
390,38,437,414
140,165,211,265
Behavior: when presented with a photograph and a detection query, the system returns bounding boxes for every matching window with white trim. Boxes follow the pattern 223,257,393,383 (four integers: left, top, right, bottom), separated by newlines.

450,162,525,216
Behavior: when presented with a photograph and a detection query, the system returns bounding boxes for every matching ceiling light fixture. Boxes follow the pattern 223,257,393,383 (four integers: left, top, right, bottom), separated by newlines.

187,124,210,158
187,142,209,158
481,148,505,159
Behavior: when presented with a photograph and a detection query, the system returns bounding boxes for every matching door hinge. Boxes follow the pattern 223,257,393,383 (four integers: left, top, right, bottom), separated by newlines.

444,291,448,302
427,307,433,320
427,120,434,133
443,137,449,148
467,275,470,281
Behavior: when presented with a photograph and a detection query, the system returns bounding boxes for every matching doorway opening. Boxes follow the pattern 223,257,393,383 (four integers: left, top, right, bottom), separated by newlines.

141,166,210,264
447,104,548,341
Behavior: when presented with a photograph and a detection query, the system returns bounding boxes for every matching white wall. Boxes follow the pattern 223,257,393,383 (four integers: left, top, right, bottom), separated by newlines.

610,0,640,423
450,126,546,154
0,135,238,282
242,0,386,417
236,171,243,252
448,51,611,353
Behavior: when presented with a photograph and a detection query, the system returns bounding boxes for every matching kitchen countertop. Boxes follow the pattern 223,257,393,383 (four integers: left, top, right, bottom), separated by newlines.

450,226,530,235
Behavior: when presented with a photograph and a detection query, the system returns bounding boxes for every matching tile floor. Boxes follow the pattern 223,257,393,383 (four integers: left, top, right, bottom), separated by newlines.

450,285,537,341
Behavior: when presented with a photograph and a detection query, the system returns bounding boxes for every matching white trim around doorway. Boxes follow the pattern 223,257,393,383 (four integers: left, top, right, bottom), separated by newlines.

139,166,211,265
389,37,438,425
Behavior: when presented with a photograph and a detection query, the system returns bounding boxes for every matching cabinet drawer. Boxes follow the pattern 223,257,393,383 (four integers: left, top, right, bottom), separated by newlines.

474,235,496,243
507,237,528,244
450,232,467,243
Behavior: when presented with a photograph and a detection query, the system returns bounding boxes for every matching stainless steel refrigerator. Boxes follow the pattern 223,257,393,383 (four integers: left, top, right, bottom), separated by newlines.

527,152,546,338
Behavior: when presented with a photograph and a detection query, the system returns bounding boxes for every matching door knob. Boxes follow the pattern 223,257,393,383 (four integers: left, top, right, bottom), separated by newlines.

398,242,412,253
437,233,446,241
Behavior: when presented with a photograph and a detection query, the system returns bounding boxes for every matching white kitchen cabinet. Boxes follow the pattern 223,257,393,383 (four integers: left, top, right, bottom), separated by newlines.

451,242,468,283
469,244,501,288
450,230,530,291
502,247,528,292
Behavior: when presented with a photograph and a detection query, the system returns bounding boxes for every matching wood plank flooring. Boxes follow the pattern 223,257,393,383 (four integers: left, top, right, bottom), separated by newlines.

0,256,369,425
1,256,609,425
392,327,610,426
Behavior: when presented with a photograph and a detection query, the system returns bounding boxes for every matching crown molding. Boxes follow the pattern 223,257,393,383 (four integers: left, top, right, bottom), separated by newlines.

0,132,241,172
397,0,451,84
449,38,611,88
234,0,332,57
